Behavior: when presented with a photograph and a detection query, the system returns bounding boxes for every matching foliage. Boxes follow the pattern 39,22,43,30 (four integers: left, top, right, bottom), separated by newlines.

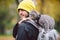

0,0,17,34
0,0,60,34
35,0,60,32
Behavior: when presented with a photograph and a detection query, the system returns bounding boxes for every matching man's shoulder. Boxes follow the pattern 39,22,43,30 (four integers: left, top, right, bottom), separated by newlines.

18,22,32,28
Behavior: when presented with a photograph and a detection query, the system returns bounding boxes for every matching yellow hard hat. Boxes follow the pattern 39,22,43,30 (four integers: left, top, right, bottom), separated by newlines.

17,0,36,12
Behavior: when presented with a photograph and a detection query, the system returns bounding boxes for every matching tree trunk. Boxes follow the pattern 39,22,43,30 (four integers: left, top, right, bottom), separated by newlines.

16,0,22,5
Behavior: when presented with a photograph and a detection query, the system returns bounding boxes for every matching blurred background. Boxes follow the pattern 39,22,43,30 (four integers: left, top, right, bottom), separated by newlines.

0,0,60,40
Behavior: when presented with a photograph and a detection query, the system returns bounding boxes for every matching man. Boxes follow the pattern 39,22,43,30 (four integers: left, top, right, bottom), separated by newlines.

13,0,39,40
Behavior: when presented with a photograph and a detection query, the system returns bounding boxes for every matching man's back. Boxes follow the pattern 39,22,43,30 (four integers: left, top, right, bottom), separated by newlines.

16,21,39,40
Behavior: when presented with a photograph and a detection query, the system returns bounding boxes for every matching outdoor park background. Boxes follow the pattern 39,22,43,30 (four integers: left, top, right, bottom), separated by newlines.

0,0,60,40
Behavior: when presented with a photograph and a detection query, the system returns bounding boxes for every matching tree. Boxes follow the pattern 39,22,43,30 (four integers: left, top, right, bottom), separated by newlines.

16,0,22,5
0,0,15,34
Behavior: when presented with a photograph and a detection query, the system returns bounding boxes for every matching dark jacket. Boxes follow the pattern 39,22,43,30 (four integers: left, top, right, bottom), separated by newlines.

13,21,39,40
13,23,18,38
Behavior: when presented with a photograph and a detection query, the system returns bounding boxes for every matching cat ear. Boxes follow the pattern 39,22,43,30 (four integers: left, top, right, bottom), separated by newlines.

29,10,39,20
